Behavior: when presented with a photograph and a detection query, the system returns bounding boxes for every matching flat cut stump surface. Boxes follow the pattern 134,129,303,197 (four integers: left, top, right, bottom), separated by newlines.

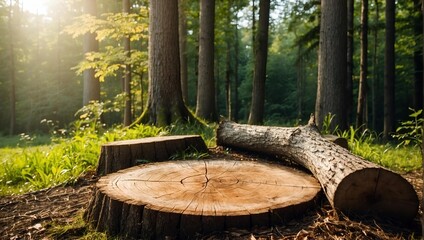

91,160,321,238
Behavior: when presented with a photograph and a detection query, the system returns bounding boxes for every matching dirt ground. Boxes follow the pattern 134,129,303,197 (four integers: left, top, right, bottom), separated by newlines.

0,148,422,240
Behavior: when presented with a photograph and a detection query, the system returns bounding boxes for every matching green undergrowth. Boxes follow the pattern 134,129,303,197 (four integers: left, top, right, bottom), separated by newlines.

349,140,421,173
325,112,422,173
0,110,422,196
342,127,421,172
0,120,215,196
0,134,51,148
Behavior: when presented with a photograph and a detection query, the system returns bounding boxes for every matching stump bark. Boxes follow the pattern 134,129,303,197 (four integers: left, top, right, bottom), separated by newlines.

216,121,419,223
85,160,321,239
96,135,208,176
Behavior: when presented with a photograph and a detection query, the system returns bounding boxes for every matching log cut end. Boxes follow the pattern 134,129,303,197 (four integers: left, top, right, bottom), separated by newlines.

333,168,419,223
87,160,321,239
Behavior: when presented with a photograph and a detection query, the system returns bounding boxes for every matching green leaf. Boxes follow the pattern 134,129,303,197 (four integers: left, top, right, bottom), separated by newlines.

410,109,422,118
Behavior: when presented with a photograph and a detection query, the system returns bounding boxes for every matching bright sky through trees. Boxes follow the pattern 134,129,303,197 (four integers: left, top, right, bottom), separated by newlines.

21,0,48,15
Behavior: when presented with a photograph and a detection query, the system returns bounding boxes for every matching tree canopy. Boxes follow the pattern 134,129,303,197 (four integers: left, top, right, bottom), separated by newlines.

0,0,421,134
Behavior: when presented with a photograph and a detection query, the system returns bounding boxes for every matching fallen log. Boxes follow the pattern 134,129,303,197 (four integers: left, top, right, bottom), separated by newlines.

216,120,418,223
85,159,321,239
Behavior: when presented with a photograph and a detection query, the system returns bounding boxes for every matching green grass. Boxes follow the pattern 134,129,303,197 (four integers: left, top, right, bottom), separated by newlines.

0,142,98,195
340,126,422,173
0,122,216,196
0,120,422,239
350,142,421,172
0,134,51,148
165,121,216,147
0,120,422,196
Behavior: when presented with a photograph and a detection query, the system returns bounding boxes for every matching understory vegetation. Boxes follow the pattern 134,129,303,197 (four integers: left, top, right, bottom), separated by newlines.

0,103,215,195
0,108,421,196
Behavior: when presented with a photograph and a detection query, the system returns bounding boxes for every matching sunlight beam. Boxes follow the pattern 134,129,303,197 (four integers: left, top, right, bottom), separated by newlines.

21,0,48,15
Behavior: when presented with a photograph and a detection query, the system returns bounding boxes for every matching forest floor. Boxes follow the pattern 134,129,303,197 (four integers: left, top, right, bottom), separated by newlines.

0,148,422,240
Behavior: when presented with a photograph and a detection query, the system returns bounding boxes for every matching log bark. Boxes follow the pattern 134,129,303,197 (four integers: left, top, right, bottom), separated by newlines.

96,135,208,176
86,159,321,239
217,121,419,223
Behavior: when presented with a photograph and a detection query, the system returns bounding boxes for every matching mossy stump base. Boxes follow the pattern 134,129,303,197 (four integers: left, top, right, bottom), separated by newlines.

85,160,321,239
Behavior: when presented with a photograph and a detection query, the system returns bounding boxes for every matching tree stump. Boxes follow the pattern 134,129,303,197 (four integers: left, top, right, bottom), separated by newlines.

217,120,419,223
85,160,321,239
96,135,208,176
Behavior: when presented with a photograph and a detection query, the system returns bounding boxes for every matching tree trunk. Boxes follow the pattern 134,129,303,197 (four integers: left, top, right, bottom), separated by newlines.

196,0,217,121
225,0,233,121
8,0,17,135
234,15,240,122
140,0,195,126
83,0,100,106
216,120,418,223
178,0,189,104
251,0,256,47
95,135,208,176
86,159,320,239
315,0,347,131
413,0,423,110
347,0,354,126
383,0,396,141
123,0,132,127
356,0,369,129
371,0,380,130
248,0,270,125
296,47,304,121
421,0,424,236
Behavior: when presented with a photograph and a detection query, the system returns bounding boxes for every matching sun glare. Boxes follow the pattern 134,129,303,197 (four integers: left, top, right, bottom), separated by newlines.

22,0,48,15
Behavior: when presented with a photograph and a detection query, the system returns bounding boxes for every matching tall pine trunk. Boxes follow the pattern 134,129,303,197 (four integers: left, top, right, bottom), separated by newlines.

83,0,100,106
225,40,232,120
196,0,217,121
296,47,304,121
234,15,240,122
225,0,233,120
413,0,423,110
421,0,424,235
178,0,189,104
347,0,354,126
315,0,348,131
383,0,396,140
356,0,369,129
371,0,380,130
8,0,17,135
248,0,270,125
123,0,132,126
140,0,194,126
